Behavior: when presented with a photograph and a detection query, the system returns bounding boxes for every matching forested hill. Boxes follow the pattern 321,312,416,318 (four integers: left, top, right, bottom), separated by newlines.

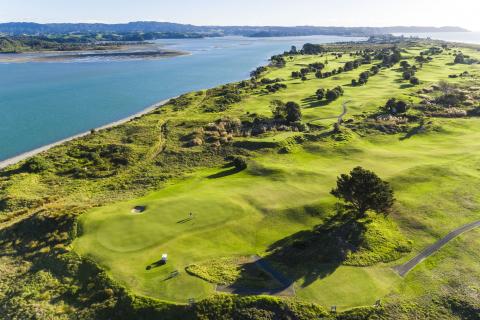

0,21,468,37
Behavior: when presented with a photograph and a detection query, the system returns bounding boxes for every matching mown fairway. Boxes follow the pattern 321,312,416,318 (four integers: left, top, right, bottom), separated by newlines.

74,43,480,309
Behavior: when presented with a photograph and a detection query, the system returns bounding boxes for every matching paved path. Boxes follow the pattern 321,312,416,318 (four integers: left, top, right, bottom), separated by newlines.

394,220,480,277
216,255,295,297
308,100,350,124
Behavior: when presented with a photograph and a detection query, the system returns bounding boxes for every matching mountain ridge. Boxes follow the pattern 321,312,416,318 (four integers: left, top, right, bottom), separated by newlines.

0,21,469,37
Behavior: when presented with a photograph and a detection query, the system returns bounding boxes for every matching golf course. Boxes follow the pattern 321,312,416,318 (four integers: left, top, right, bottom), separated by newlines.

72,42,480,308
3,38,480,319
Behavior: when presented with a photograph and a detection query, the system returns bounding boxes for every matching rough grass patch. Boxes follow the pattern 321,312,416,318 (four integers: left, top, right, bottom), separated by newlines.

345,216,412,266
185,257,247,285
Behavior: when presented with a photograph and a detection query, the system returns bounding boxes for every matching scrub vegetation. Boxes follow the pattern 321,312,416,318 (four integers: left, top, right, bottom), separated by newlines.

1,37,480,319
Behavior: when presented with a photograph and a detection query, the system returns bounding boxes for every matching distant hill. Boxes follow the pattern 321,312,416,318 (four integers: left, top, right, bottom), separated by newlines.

0,22,469,37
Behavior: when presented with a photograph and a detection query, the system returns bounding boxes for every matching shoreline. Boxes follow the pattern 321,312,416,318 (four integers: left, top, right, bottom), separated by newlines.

0,49,188,63
0,98,174,170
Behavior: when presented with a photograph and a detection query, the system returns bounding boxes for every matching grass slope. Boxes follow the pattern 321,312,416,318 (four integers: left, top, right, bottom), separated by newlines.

73,42,480,311
2,39,480,318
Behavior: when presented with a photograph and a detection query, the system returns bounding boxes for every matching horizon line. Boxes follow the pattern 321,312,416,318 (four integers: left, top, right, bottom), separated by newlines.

0,20,470,31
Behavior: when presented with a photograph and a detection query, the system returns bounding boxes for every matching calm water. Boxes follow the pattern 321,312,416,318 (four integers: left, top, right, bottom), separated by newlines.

0,35,362,161
394,32,480,44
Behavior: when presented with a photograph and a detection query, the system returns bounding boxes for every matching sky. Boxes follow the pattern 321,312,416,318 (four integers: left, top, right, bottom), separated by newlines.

1,0,479,31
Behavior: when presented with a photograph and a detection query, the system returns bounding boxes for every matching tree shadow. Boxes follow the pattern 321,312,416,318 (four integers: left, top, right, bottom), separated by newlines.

400,84,415,89
226,209,368,293
400,122,425,140
0,166,25,178
218,259,290,296
301,96,330,109
232,140,278,151
207,166,243,179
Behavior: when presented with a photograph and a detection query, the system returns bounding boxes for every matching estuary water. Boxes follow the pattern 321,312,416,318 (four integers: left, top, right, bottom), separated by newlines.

394,32,480,44
0,35,362,162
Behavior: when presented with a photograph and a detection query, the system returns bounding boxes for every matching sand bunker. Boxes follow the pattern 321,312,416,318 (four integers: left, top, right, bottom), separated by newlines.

131,206,147,214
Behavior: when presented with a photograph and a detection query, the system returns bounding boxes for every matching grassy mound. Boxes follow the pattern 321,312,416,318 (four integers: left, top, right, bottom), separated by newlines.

263,212,411,279
185,257,246,285
345,215,412,266
186,256,284,290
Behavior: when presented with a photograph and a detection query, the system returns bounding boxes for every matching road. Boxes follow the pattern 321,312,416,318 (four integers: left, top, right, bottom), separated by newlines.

394,220,480,277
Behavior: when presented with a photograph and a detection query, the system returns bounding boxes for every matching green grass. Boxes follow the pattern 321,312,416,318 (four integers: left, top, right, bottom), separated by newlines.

73,44,480,309
74,115,480,307
3,40,480,318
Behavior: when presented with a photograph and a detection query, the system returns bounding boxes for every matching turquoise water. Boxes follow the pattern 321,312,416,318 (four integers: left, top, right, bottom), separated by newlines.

0,35,361,161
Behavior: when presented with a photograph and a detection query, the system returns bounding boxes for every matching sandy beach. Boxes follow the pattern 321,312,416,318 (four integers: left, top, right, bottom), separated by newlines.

0,44,188,63
0,98,174,170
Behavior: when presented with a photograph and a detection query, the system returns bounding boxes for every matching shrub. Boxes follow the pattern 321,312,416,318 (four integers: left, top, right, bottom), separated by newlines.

435,92,467,107
22,157,50,173
250,66,267,78
326,86,344,101
410,77,420,85
402,71,414,80
316,88,325,100
454,53,465,64
383,98,409,114
271,100,302,123
231,156,248,170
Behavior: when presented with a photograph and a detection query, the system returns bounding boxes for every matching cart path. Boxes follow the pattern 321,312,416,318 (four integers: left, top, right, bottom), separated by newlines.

394,220,480,277
307,100,350,124
216,255,295,297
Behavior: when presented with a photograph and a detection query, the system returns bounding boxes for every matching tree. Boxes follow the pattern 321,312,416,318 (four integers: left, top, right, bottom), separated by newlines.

410,77,420,85
331,167,395,218
284,101,302,123
271,100,302,123
383,98,409,114
454,53,465,64
326,86,344,101
400,61,410,69
402,71,414,80
316,88,325,100
326,89,340,101
344,61,354,71
231,156,248,170
302,43,325,55
359,71,369,81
